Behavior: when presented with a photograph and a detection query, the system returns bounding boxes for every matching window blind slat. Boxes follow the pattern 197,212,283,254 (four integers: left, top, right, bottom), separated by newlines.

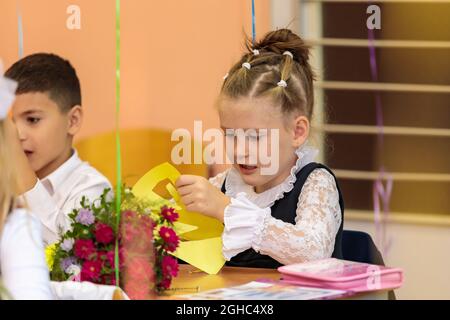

321,124,450,137
302,0,450,3
316,81,450,93
334,169,450,182
305,38,450,48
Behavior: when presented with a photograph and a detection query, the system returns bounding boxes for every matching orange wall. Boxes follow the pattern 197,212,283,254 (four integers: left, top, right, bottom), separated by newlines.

0,0,270,140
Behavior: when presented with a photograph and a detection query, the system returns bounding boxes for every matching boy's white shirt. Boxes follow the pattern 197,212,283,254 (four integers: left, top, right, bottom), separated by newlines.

22,149,111,244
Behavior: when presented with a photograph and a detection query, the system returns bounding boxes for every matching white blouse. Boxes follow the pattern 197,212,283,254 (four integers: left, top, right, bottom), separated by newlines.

209,145,342,265
0,209,53,299
0,209,127,300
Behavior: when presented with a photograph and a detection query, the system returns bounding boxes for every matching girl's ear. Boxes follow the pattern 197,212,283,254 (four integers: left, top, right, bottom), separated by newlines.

291,115,309,148
67,105,83,136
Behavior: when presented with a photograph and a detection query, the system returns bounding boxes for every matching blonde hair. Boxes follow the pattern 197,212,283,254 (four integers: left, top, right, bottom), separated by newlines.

221,28,316,119
0,120,19,233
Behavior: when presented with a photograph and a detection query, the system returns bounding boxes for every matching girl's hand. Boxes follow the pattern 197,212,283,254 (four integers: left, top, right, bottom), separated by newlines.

175,175,231,222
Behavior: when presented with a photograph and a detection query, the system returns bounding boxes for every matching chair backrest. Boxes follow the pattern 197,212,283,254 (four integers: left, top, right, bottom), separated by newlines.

342,230,396,300
342,230,385,266
75,128,208,187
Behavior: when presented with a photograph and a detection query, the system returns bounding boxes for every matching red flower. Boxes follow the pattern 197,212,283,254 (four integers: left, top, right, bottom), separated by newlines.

106,248,125,268
161,255,179,278
159,277,171,290
159,227,179,252
94,223,115,244
81,260,102,281
74,239,96,260
97,251,108,263
106,250,115,267
100,274,117,286
161,206,179,223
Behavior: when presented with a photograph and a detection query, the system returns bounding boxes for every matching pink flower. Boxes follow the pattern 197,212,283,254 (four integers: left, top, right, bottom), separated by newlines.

161,206,179,223
121,219,154,254
94,223,115,244
122,222,140,242
81,260,102,281
74,239,96,260
122,210,137,222
127,256,154,280
124,256,155,300
141,215,155,232
159,227,179,252
161,255,179,277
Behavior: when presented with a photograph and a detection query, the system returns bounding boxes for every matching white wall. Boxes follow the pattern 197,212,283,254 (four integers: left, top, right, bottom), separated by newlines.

345,219,450,300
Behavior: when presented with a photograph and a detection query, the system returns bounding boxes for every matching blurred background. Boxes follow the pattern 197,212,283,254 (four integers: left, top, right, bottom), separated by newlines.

0,0,448,299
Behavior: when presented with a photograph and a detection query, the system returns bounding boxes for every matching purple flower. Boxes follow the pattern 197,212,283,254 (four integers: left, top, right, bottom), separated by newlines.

60,257,78,272
60,238,75,252
75,209,95,226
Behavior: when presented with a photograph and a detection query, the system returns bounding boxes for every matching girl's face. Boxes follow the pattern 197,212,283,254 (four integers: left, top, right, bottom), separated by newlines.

218,96,309,193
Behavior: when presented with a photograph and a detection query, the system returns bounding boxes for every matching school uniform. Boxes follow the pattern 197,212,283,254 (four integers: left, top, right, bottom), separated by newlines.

209,145,344,268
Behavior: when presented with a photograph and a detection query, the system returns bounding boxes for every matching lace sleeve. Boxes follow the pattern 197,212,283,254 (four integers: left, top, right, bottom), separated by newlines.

208,170,229,190
255,169,342,265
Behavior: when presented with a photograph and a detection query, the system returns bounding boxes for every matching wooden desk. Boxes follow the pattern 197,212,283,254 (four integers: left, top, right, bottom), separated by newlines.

161,265,388,300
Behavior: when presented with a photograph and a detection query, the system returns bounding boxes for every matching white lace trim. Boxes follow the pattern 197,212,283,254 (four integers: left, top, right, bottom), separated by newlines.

223,144,319,208
220,169,342,263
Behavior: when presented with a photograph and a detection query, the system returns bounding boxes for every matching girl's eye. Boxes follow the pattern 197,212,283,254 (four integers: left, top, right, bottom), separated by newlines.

27,117,41,124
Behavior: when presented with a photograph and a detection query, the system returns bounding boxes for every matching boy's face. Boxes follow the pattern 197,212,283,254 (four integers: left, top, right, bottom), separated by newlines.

11,92,82,179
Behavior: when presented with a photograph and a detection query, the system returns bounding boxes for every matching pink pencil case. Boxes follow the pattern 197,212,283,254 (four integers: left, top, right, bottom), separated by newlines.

278,258,404,293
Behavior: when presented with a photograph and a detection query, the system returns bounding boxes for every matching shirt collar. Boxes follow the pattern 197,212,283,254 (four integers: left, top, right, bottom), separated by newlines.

40,149,82,195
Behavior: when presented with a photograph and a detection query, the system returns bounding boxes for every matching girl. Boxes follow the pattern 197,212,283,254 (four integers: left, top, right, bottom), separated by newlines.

176,29,344,268
0,69,53,299
0,68,127,300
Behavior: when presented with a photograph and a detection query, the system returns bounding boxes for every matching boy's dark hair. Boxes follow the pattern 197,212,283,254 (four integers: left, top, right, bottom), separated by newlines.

5,53,81,112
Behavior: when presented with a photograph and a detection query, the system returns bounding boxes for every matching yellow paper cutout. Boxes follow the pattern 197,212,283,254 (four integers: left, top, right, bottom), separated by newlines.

132,162,226,274
173,222,198,236
173,237,226,275
132,162,224,240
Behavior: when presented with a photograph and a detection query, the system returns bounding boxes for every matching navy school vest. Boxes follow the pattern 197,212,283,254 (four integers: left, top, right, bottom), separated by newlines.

221,162,344,269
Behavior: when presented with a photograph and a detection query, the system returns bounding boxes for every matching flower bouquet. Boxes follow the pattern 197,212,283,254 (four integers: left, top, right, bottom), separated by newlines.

47,188,180,299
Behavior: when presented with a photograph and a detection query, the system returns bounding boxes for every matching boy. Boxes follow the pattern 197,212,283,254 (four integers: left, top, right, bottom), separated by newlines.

5,53,111,244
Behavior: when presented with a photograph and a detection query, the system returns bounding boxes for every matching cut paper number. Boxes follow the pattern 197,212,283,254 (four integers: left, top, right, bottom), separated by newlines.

132,162,226,274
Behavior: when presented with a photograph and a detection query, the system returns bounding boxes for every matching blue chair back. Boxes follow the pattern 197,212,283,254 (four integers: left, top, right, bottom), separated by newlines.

342,230,385,265
342,230,396,300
